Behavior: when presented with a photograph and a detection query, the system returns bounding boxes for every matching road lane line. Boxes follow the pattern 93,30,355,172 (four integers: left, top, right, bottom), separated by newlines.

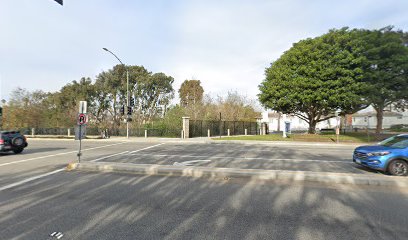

0,168,65,192
129,153,349,163
90,151,129,162
0,142,127,168
173,160,212,166
129,143,165,154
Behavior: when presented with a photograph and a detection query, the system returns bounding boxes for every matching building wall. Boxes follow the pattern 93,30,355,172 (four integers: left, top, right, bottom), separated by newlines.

262,111,338,132
352,115,407,129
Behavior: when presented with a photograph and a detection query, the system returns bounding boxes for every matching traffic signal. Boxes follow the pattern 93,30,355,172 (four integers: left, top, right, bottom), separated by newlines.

130,97,135,107
127,106,132,115
120,105,125,115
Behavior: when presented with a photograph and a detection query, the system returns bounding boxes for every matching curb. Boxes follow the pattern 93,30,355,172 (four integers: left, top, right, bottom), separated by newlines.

24,136,361,146
206,140,360,147
66,162,408,187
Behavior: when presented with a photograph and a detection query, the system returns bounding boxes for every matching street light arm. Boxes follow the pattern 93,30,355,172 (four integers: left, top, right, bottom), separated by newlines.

102,47,130,139
102,48,124,66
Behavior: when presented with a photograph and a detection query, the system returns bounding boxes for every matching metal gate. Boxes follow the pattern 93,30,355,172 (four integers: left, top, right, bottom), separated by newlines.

189,120,258,138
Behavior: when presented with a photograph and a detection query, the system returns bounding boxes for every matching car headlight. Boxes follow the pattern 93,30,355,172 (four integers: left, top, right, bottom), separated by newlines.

366,151,390,156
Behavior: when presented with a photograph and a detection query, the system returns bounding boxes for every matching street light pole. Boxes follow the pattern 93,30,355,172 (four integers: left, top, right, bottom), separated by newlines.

103,48,130,139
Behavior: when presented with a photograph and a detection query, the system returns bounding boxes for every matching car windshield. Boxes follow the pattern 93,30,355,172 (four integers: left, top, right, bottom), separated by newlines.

379,136,408,149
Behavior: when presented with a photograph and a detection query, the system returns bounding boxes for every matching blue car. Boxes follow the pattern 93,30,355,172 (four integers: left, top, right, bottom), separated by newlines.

353,134,408,176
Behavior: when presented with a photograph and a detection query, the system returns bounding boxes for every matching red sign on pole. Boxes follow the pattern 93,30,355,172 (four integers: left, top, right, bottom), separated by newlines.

78,113,87,125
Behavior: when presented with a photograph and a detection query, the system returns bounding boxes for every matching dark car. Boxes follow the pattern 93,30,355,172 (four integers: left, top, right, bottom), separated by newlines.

0,130,28,154
353,134,408,176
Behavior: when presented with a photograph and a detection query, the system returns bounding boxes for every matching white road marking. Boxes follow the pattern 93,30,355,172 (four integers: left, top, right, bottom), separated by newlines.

129,143,165,154
90,151,129,162
0,142,127,168
0,168,64,192
173,160,212,166
0,143,165,191
130,153,349,163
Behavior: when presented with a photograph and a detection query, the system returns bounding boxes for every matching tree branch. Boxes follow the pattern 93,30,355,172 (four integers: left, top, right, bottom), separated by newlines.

293,113,309,122
316,115,335,122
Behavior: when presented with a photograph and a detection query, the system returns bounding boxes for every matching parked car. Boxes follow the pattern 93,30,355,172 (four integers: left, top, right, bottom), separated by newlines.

353,134,408,176
0,130,28,154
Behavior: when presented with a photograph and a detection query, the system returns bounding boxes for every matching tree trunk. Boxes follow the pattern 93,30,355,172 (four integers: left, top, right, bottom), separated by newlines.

308,120,317,134
373,104,384,134
375,107,384,134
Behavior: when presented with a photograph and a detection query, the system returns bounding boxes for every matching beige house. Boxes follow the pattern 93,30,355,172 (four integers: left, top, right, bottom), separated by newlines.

352,111,406,129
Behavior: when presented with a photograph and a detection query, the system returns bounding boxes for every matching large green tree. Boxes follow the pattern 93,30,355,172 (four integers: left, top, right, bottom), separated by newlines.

259,28,367,133
52,77,96,127
95,65,174,128
355,27,408,133
178,79,205,119
178,80,204,107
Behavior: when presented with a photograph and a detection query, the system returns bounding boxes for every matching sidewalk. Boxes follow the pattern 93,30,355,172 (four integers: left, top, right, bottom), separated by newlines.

26,135,362,146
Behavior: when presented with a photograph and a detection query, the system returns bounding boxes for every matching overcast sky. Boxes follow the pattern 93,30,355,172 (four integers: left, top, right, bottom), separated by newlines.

1,0,407,102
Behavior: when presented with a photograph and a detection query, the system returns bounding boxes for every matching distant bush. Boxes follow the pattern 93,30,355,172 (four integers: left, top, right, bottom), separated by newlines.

318,128,336,135
390,124,408,132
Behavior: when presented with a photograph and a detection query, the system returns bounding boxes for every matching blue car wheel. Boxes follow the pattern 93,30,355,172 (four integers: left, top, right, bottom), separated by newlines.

387,160,408,176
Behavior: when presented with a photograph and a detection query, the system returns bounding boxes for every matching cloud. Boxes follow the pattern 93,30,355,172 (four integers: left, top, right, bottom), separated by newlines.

0,0,407,102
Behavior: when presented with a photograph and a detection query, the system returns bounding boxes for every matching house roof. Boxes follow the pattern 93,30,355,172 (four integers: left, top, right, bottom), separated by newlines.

268,112,280,118
352,111,403,117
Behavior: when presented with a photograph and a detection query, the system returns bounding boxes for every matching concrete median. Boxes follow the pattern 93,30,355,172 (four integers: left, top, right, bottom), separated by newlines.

66,162,408,187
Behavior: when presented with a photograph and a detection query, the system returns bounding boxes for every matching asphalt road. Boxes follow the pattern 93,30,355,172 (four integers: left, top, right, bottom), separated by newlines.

89,142,376,175
0,139,377,190
3,139,404,240
0,139,155,188
1,171,407,240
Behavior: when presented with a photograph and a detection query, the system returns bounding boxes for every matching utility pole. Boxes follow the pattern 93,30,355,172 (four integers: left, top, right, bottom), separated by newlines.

103,48,130,138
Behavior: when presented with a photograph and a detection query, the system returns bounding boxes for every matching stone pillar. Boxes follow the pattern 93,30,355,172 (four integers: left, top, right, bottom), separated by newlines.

227,129,230,136
145,130,148,138
182,117,190,139
31,128,35,137
68,128,71,137
245,129,248,135
207,129,211,138
262,123,266,135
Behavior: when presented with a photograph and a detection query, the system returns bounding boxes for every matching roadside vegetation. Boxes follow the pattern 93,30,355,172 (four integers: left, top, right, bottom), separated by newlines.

213,132,394,143
0,77,259,134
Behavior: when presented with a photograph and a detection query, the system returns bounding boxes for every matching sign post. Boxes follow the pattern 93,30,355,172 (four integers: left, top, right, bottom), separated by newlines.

335,110,341,144
76,103,87,162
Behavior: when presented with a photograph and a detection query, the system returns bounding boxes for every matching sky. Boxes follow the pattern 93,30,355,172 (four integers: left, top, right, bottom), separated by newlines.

0,0,407,103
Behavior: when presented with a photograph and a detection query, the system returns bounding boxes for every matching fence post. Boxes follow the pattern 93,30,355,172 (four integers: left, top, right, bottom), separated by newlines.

145,130,147,138
207,129,211,138
182,117,190,139
227,129,230,136
31,128,35,137
67,128,71,137
245,129,247,135
181,130,184,139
